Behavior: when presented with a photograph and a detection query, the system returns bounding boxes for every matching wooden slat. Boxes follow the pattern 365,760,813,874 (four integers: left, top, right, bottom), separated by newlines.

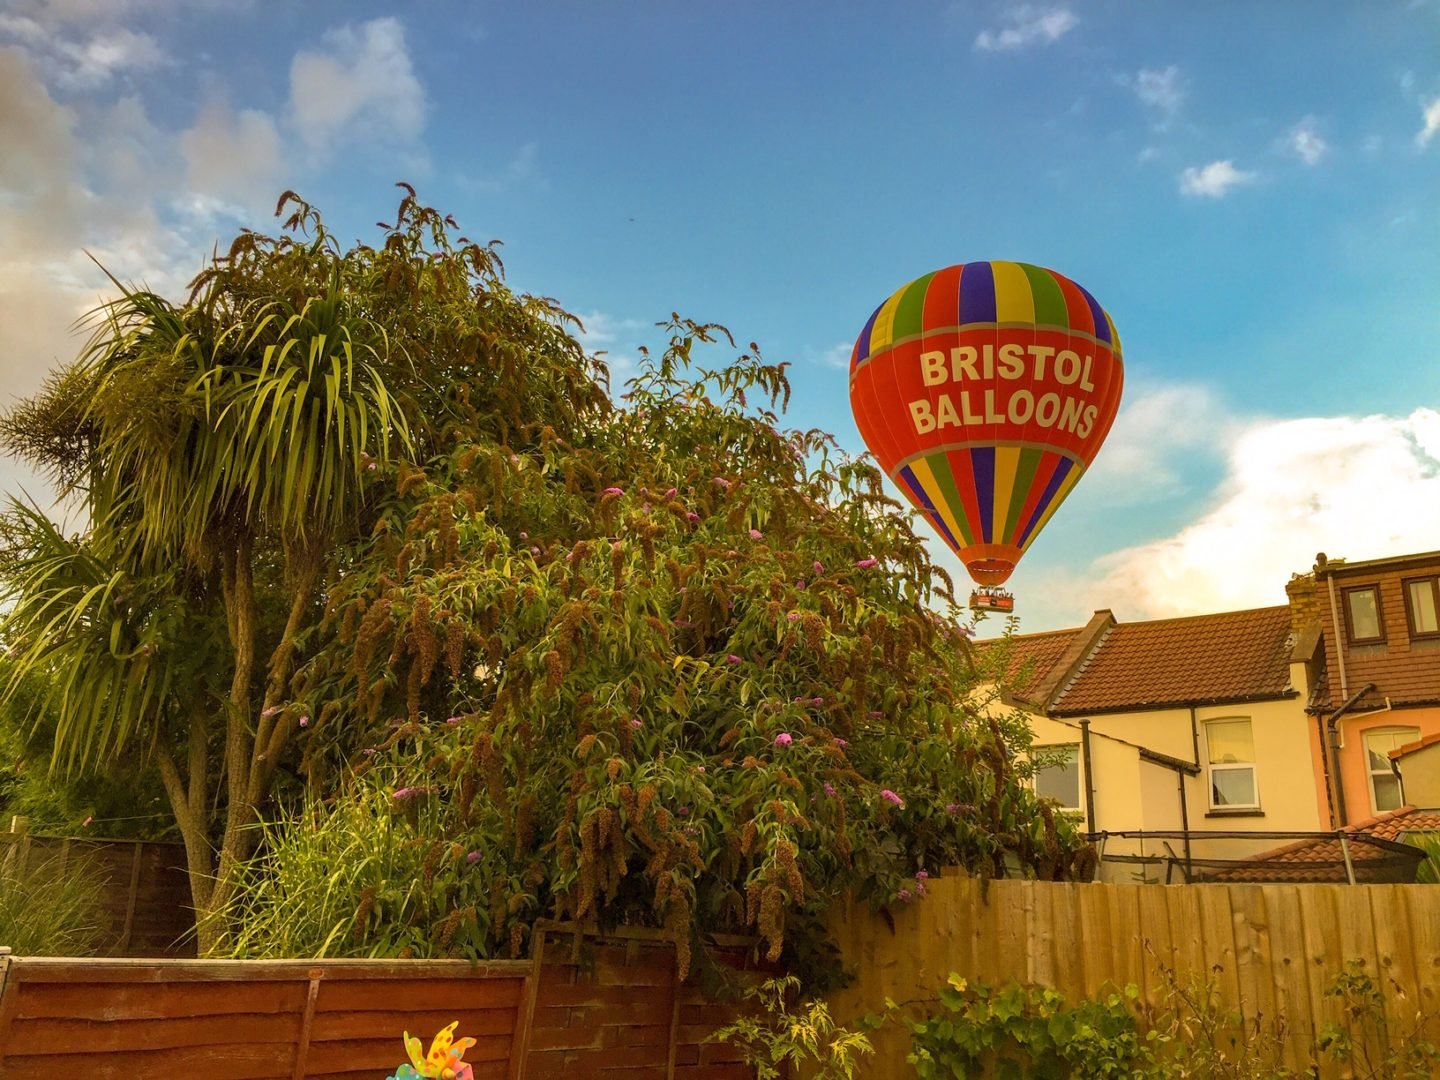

6,1012,302,1054
316,975,524,1012
1263,885,1313,1065
13,980,311,1020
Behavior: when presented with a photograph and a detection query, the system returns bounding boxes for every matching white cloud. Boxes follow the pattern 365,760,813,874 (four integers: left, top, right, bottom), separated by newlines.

1081,382,1237,505
1075,409,1440,621
289,17,425,156
1132,66,1184,125
1417,96,1440,149
575,311,648,390
179,102,283,212
1179,159,1257,198
814,342,853,370
0,16,165,88
974,5,1078,51
1284,117,1328,165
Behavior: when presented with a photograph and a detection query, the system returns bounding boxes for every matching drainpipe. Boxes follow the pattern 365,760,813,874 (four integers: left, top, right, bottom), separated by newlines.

1079,719,1097,836
1325,570,1349,701
1327,682,1376,828
1176,768,1192,881
1316,712,1339,828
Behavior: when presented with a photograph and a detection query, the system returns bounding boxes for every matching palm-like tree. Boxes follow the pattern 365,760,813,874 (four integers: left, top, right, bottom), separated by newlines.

2,194,415,950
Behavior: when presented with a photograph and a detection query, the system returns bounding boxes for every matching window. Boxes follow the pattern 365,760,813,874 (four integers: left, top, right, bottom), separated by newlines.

1343,585,1384,644
1206,719,1258,809
1365,727,1419,813
1034,745,1081,812
1404,577,1440,639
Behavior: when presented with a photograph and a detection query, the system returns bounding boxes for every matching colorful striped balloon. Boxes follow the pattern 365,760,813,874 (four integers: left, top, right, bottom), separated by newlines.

849,261,1123,587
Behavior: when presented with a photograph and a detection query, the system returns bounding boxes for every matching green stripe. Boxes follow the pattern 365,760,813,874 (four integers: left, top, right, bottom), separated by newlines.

1021,263,1070,329
927,452,975,545
1002,446,1043,543
892,272,935,342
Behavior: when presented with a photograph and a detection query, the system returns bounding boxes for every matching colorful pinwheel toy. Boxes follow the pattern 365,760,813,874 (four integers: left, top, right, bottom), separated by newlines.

385,1021,476,1080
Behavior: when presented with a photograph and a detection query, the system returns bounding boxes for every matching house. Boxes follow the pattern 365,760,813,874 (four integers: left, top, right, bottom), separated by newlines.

1286,550,1440,827
984,605,1327,882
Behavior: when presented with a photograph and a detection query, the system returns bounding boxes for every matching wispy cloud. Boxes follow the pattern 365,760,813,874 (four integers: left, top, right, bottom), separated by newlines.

289,17,425,157
811,342,853,370
973,5,1078,52
1179,159,1256,198
1417,96,1440,149
1131,65,1185,126
1283,116,1328,165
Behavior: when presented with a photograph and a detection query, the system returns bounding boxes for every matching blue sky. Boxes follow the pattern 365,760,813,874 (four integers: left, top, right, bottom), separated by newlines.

2,1,1438,631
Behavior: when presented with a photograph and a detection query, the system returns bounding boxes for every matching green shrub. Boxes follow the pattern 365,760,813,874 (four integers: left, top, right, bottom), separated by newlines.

0,851,104,956
708,975,873,1080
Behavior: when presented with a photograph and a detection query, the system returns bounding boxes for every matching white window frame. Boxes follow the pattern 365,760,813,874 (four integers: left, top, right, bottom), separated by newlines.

1364,727,1420,814
1205,718,1259,811
1032,744,1082,813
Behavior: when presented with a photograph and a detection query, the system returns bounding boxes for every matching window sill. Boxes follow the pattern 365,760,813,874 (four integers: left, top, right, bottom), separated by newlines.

1205,808,1265,818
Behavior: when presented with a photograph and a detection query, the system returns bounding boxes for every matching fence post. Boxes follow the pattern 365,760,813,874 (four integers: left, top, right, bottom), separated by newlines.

3,817,28,876
119,842,145,954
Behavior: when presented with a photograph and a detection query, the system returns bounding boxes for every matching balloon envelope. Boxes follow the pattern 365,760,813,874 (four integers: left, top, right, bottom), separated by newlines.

849,261,1123,587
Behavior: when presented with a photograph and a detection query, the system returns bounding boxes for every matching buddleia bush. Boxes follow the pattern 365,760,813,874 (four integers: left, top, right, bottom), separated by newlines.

232,294,1088,982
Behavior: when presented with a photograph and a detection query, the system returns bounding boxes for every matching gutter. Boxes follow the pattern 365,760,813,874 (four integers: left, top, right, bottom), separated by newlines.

1325,570,1350,701
1079,719,1098,837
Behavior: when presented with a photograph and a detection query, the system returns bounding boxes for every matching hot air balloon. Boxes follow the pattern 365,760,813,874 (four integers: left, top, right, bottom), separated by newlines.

848,262,1123,612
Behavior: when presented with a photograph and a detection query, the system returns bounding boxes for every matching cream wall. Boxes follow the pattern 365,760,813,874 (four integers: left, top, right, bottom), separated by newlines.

1397,737,1440,808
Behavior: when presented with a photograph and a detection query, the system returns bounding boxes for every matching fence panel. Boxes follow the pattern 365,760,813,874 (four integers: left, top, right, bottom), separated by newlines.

826,874,1440,1078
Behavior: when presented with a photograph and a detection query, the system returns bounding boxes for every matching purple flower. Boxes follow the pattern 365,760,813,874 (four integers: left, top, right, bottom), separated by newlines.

811,696,824,706
880,789,904,807
812,561,824,575
749,529,764,540
466,850,483,864
603,486,625,496
834,738,848,749
727,654,742,664
297,715,309,728
945,803,960,816
787,611,801,622
392,787,422,801
713,477,732,490
677,805,691,817
916,869,929,880
446,716,462,726
261,705,283,718
774,732,793,747
869,710,884,719
664,488,677,499
519,531,529,540
796,578,806,591
630,719,643,729
686,512,700,523
531,546,541,555
916,880,927,896
897,888,912,902
367,461,378,472
695,765,707,774
823,783,837,797
855,557,879,569
362,748,376,757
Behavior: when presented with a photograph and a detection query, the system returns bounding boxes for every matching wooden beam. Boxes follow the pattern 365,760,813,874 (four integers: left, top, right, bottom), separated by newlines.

291,969,322,1080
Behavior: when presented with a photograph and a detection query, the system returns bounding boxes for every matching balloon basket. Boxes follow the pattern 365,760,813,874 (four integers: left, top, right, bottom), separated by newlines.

969,587,1015,614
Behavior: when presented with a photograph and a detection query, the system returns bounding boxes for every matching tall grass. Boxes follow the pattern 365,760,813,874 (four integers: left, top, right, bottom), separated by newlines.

226,769,505,960
0,851,104,956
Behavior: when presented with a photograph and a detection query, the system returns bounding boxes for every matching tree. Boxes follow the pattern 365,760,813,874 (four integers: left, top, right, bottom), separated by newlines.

0,187,610,951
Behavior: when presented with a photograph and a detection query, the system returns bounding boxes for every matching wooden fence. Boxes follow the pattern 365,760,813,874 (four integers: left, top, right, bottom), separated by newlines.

1,823,194,957
0,923,762,1079
826,875,1440,1077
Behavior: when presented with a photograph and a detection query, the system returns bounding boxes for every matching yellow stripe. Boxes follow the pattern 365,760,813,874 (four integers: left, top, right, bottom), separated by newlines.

990,446,1021,542
991,261,1035,325
909,457,969,547
1019,466,1084,553
867,283,910,355
1105,311,1123,357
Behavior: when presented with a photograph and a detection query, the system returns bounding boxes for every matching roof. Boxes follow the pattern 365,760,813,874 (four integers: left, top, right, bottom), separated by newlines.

1202,807,1440,884
974,611,1113,707
1392,731,1440,759
1316,549,1440,578
1049,606,1296,716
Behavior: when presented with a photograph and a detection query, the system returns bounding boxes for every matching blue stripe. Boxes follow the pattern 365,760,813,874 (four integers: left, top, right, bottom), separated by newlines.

971,446,995,543
854,303,883,368
898,465,959,550
957,261,996,326
1018,457,1073,547
1075,284,1111,345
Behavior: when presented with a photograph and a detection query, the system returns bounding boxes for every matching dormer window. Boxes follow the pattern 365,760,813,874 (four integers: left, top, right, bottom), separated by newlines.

1343,585,1384,644
1404,577,1440,640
